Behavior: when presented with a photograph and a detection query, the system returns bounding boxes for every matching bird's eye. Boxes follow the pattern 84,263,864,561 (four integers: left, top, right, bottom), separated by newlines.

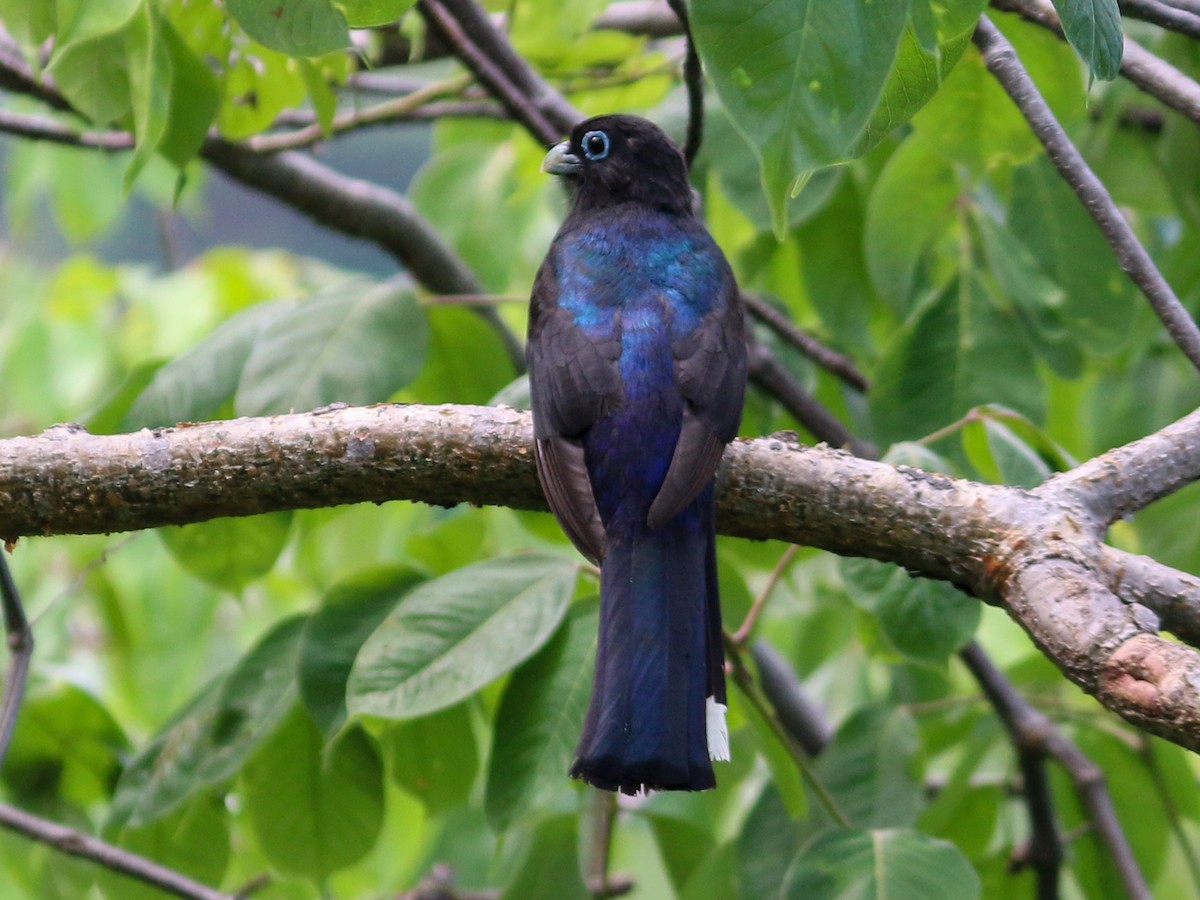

581,130,610,161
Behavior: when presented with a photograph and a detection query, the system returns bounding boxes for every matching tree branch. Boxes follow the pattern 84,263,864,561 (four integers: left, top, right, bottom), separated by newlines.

664,0,704,167
974,14,1200,374
742,294,870,392
417,0,580,146
0,802,235,900
0,551,32,772
960,644,1150,900
992,0,1200,127
1120,0,1200,39
2,403,1199,750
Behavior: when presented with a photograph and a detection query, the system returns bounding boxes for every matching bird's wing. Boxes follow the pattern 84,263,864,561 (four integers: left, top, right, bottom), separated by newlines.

648,267,746,529
527,259,622,563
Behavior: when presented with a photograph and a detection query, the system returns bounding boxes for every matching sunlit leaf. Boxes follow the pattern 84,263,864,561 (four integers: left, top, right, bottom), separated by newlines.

226,0,351,56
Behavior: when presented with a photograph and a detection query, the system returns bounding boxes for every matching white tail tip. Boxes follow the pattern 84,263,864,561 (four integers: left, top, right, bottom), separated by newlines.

706,697,730,762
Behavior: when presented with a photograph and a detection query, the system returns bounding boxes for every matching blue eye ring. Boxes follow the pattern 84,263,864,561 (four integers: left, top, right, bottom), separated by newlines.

581,130,610,161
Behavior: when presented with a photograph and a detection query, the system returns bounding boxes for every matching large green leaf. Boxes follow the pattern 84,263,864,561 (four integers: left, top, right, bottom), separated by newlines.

869,273,1045,446
226,0,351,56
124,299,292,430
388,702,480,813
338,0,417,27
46,29,132,125
485,598,598,832
1051,0,1122,80
863,136,960,314
99,793,231,900
347,554,578,719
499,814,590,900
158,511,293,593
124,4,172,187
298,566,425,736
814,707,922,829
108,616,307,828
782,827,981,899
242,710,384,882
235,278,428,416
840,557,981,665
1008,157,1136,353
692,0,909,235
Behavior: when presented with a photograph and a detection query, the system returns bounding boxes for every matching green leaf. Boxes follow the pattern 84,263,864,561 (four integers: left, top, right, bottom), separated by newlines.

814,707,922,828
124,299,292,430
737,786,805,898
347,554,578,719
217,43,309,139
1008,157,1136,352
485,598,598,833
500,814,590,900
962,416,1052,488
974,208,1083,378
693,0,909,235
864,136,960,314
299,566,425,736
99,793,231,900
739,684,808,819
782,827,981,899
124,3,172,187
387,702,480,813
841,557,981,665
226,0,351,56
1051,0,1123,81
337,0,417,27
158,512,293,593
910,50,1043,172
46,30,133,125
57,0,143,46
869,273,1045,446
242,710,384,882
158,17,221,167
235,278,428,416
4,684,129,811
108,616,306,827
402,304,518,404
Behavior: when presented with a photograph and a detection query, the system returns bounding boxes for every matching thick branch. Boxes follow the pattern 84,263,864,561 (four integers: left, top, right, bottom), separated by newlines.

974,15,1200,373
2,403,1200,750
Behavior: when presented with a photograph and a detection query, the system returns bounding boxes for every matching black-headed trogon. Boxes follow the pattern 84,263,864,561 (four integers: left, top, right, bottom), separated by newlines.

527,114,747,793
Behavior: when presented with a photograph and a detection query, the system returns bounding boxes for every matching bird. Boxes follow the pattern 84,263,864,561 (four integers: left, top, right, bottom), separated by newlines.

527,114,747,793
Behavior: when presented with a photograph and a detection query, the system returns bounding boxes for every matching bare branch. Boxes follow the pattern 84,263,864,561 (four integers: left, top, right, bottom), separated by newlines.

243,74,474,153
751,639,834,757
197,139,525,369
417,0,581,146
960,644,1149,900
1102,547,1200,647
742,293,870,392
0,551,32,771
1037,403,1200,524
992,0,1200,127
974,15,1200,373
747,338,878,457
3,403,1199,750
0,802,235,900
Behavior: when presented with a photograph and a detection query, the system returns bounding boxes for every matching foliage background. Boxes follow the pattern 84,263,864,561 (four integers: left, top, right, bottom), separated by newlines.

0,0,1199,897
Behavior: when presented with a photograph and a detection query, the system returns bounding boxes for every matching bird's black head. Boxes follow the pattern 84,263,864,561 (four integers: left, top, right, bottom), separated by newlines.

542,114,693,217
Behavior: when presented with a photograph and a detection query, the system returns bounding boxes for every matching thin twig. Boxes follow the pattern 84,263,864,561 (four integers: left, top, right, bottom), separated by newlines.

974,15,1200,373
664,0,704,167
733,544,800,645
0,551,32,771
724,635,850,826
585,790,632,898
742,293,870,392
244,74,474,153
417,0,580,146
0,803,235,900
747,338,878,457
959,643,1149,900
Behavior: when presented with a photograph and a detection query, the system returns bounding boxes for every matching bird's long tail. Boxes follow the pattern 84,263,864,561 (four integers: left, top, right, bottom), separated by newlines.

570,492,727,794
